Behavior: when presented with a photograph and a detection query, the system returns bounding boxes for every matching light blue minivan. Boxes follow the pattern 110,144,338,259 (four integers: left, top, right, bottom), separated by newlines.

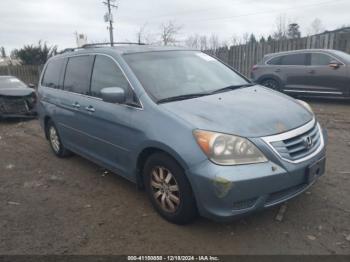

37,44,327,224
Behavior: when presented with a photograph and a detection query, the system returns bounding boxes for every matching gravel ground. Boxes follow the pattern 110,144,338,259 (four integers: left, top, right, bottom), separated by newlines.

0,99,349,255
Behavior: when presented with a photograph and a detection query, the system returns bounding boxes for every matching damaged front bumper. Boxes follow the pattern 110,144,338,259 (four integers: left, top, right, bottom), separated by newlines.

0,96,37,119
186,130,327,222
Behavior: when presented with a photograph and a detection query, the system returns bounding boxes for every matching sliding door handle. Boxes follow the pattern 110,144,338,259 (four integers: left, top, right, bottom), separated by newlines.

85,105,95,112
72,102,80,109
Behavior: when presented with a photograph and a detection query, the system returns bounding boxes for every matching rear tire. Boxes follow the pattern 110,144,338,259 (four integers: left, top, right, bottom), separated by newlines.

143,153,197,225
46,120,72,158
260,78,281,91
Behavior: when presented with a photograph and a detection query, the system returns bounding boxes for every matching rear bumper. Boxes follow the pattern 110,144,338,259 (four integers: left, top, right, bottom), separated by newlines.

186,130,327,222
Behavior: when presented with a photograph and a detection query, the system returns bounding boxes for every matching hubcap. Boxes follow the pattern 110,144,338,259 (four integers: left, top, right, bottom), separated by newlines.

49,126,60,153
150,166,180,213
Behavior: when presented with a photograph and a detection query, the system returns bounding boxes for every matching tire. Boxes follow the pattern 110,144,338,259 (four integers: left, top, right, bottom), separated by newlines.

260,78,281,91
46,120,72,158
143,153,197,225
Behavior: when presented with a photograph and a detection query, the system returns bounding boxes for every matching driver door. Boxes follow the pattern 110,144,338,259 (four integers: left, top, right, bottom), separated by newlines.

306,52,347,96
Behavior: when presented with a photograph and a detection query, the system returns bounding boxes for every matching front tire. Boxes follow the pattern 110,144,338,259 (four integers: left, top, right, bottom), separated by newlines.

260,78,281,91
143,153,197,225
46,120,72,158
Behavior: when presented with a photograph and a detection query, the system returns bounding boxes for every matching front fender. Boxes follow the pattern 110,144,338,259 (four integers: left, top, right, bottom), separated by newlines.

134,140,190,171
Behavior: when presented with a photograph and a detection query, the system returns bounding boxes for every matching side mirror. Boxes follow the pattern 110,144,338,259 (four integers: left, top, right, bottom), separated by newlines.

100,87,126,104
28,83,36,89
329,61,341,69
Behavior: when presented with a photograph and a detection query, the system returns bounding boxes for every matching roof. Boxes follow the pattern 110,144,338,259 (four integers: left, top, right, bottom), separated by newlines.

263,49,341,58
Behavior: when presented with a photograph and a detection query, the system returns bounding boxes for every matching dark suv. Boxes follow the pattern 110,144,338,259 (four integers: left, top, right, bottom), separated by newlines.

251,49,350,98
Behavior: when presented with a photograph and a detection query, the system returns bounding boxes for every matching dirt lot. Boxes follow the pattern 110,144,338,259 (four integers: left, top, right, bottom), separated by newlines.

0,99,350,255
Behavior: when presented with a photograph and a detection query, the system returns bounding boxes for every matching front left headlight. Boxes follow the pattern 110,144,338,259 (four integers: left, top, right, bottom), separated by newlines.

193,130,267,165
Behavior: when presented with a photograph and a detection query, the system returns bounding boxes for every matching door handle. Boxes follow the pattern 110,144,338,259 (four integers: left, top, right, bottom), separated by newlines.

72,102,80,109
275,69,281,73
308,70,315,74
85,105,95,113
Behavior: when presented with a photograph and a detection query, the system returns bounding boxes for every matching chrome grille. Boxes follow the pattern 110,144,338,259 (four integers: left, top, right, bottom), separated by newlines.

262,119,324,163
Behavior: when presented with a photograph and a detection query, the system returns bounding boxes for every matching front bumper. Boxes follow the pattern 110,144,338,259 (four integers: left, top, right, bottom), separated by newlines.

0,110,37,119
186,129,327,222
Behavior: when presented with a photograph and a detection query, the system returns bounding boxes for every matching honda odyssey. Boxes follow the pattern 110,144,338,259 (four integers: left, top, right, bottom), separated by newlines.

37,44,327,224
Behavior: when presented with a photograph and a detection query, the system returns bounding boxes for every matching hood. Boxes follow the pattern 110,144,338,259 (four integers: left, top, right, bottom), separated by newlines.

0,87,34,97
160,86,313,137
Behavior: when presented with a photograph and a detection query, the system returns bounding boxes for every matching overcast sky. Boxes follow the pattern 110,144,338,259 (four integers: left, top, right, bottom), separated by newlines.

1,0,349,52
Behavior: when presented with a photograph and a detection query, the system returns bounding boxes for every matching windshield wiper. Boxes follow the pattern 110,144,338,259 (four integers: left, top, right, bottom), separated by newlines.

157,93,210,103
157,83,255,103
210,83,255,94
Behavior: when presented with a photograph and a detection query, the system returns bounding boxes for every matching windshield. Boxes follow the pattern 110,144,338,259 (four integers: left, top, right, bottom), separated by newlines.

123,51,249,101
0,77,27,89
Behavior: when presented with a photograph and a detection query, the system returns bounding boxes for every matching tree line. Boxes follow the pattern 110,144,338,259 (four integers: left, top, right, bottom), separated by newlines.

1,16,348,66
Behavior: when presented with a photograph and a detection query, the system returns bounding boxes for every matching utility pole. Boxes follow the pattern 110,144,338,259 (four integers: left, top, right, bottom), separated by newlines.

103,0,118,46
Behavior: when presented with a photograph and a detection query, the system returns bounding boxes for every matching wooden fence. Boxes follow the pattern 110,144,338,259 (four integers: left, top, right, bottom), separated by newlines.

207,28,350,77
0,65,42,85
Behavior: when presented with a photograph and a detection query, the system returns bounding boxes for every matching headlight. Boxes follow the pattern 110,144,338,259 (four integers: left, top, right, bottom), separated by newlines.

297,99,313,113
193,130,267,165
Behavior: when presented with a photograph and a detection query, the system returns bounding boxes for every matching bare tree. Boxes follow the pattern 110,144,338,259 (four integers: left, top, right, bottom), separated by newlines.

160,21,182,46
185,34,200,49
273,14,288,40
199,35,208,50
308,18,325,35
231,34,240,46
242,33,250,44
208,34,220,50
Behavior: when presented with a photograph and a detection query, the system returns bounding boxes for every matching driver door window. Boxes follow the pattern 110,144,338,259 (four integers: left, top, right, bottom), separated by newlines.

310,53,334,66
91,55,130,98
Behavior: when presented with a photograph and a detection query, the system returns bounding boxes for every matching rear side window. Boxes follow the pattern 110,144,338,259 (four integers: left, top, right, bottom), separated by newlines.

90,55,129,98
310,53,333,66
280,54,307,66
63,55,94,95
266,56,281,65
42,58,65,88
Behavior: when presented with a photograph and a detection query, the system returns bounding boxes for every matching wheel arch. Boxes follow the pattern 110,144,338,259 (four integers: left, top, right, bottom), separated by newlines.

135,143,190,189
43,116,52,140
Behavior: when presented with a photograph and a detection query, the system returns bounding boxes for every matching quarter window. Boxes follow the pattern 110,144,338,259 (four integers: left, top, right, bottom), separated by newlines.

267,56,281,65
311,53,333,66
91,55,130,98
280,54,307,66
63,56,94,95
42,58,65,88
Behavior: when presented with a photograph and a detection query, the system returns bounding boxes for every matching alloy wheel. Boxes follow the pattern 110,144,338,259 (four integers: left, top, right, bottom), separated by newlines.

49,126,60,153
150,166,181,213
